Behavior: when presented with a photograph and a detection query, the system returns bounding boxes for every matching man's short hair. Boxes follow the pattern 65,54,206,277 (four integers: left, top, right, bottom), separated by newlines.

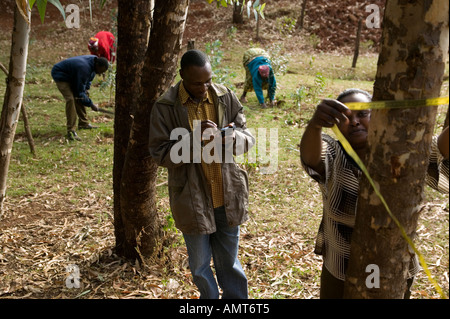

337,88,372,102
180,49,210,70
95,57,109,70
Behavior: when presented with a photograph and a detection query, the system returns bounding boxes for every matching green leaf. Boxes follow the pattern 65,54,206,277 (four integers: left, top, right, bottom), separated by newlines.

29,0,37,9
48,0,65,20
259,10,265,19
36,0,48,23
220,0,228,7
257,3,265,19
32,0,65,23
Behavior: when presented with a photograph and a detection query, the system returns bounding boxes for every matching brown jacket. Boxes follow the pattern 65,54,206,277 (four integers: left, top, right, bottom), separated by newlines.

149,81,255,235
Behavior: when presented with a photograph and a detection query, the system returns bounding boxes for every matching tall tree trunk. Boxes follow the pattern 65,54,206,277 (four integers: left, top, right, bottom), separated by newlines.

0,2,30,216
0,62,35,156
114,0,152,257
233,2,243,24
116,0,189,260
444,106,449,129
344,0,448,299
351,18,362,68
295,0,307,30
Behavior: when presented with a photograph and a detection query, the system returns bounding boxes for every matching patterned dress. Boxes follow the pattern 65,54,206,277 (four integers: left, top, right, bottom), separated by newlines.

242,48,271,92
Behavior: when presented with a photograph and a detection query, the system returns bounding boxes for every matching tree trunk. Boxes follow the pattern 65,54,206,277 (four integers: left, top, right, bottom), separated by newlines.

233,2,243,24
114,0,152,257
19,102,35,155
344,0,448,299
351,18,362,68
0,62,35,156
444,106,449,129
115,0,189,260
295,0,307,30
0,2,30,216
255,13,260,40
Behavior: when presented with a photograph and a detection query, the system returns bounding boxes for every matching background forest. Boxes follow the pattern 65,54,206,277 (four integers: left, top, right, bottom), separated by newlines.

0,0,448,299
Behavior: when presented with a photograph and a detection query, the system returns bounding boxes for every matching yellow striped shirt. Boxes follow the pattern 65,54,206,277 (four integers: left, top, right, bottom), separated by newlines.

179,82,224,208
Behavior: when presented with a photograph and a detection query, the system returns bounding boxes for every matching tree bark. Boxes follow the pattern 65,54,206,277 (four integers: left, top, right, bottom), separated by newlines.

352,18,362,68
0,62,35,156
233,2,243,24
344,0,448,299
444,106,449,129
255,12,261,40
115,0,189,260
114,0,152,257
19,101,35,155
0,2,30,216
295,0,307,30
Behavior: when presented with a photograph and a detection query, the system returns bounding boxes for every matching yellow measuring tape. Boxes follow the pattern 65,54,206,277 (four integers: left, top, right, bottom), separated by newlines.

344,96,449,111
331,96,449,299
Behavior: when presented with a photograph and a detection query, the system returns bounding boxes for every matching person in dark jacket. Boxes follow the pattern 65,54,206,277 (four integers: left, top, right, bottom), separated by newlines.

51,55,109,141
149,50,255,299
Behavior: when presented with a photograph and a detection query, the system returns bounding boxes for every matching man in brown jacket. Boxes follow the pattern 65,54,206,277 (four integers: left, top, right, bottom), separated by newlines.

149,50,255,299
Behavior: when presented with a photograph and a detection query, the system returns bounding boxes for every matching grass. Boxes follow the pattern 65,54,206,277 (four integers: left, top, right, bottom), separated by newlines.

6,69,114,199
0,9,449,300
